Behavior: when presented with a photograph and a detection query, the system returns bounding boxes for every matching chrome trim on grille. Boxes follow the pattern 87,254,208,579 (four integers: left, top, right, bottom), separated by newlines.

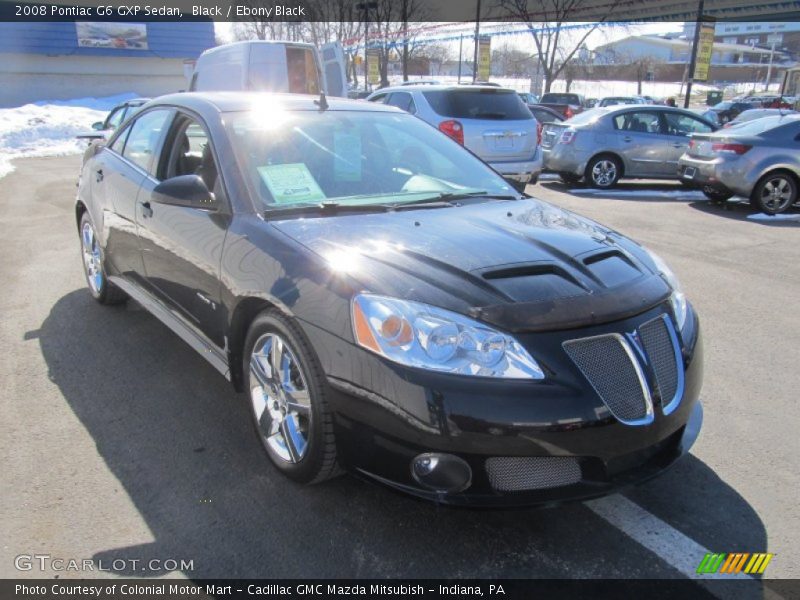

563,333,654,427
642,314,685,415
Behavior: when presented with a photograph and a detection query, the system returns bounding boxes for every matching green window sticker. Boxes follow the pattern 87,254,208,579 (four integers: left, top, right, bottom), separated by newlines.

257,163,326,204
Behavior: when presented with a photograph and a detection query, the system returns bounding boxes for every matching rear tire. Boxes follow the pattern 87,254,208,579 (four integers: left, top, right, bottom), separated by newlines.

584,155,622,189
79,212,127,305
243,310,340,484
751,171,798,215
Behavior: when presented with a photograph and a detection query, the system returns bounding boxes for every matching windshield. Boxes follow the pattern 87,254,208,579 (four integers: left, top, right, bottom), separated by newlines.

225,110,515,210
422,89,532,120
724,115,800,136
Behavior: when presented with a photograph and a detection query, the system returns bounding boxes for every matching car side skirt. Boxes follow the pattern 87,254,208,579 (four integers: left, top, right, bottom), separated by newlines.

108,275,231,380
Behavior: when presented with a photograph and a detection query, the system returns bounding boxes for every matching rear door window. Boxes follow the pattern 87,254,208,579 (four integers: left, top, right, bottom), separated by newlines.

613,111,662,134
422,89,532,120
122,109,173,175
386,92,416,114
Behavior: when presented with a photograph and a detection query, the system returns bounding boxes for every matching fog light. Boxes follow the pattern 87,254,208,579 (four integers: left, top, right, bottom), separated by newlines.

411,453,472,493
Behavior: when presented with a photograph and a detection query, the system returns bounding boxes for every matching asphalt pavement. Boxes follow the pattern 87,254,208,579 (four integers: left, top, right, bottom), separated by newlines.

0,157,797,593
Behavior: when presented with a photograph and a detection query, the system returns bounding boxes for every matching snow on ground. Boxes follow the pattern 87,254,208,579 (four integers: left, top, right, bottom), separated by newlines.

748,212,800,222
0,93,137,180
569,187,709,201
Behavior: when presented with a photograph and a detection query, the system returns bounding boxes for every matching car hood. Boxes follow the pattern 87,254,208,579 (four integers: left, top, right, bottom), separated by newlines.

272,198,671,333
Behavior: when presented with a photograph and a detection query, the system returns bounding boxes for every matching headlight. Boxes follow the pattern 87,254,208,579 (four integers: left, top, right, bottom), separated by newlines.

351,294,545,379
645,249,688,331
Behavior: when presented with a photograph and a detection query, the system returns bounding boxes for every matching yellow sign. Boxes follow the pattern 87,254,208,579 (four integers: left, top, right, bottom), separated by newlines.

477,36,491,81
367,48,380,85
693,22,715,82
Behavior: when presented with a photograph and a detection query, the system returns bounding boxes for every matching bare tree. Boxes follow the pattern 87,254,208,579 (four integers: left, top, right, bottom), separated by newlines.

495,0,622,93
370,1,429,87
417,43,453,76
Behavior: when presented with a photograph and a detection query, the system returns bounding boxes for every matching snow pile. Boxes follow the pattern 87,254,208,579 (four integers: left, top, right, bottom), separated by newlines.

0,93,138,179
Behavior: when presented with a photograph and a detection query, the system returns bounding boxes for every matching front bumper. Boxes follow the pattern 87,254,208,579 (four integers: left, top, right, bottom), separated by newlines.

304,303,704,507
678,155,751,197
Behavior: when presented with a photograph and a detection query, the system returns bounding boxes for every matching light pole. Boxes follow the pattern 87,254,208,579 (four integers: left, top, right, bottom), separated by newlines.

472,0,481,82
357,1,378,92
684,0,705,109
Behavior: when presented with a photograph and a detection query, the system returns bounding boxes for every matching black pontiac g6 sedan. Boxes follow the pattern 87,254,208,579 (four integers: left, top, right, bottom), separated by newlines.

76,92,703,506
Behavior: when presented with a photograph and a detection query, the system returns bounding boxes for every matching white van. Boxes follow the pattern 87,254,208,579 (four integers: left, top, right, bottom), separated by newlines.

190,40,347,97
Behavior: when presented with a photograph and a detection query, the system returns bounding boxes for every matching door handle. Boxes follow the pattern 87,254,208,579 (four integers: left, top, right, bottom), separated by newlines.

140,200,153,219
622,136,632,142
671,143,685,148
95,169,103,182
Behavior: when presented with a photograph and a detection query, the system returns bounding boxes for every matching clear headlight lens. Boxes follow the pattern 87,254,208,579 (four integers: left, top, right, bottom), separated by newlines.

645,249,688,331
352,294,545,379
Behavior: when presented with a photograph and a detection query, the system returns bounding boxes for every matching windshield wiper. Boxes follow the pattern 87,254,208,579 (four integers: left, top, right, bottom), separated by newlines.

433,191,521,202
264,202,392,218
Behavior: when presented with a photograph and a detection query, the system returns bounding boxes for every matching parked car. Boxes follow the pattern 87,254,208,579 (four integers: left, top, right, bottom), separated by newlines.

678,114,800,213
585,98,598,108
190,40,347,97
542,105,717,188
76,91,702,506
367,84,542,189
708,100,758,124
598,96,644,107
537,92,586,119
723,108,798,128
76,97,151,143
518,92,539,104
526,104,565,147
400,79,441,86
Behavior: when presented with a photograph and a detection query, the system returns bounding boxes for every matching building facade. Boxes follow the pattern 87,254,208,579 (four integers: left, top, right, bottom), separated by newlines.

0,22,216,107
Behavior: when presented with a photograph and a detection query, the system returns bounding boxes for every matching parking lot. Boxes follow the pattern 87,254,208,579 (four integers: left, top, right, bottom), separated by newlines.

1,155,798,590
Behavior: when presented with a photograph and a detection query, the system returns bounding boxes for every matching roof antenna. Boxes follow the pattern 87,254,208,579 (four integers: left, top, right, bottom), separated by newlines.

314,91,329,111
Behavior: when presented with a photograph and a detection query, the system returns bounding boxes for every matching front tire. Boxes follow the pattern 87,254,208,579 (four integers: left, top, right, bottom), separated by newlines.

752,171,798,215
585,155,622,189
244,310,340,484
79,212,126,305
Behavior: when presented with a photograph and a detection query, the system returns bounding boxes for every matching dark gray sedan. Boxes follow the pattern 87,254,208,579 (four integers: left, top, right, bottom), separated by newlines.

678,114,800,213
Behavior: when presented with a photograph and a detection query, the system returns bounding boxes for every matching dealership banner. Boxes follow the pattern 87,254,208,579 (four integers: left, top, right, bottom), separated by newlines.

3,579,799,599
2,0,800,22
692,20,716,82
477,35,491,81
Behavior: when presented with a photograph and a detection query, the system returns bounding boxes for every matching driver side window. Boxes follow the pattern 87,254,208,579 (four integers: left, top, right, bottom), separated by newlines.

162,115,222,200
662,112,713,136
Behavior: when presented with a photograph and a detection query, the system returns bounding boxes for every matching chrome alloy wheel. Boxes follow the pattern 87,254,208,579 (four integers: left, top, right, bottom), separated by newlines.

249,333,312,463
759,176,794,213
591,160,617,187
81,221,103,293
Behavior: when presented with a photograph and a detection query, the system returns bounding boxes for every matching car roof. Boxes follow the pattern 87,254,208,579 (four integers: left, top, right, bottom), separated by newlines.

147,92,404,114
372,84,514,94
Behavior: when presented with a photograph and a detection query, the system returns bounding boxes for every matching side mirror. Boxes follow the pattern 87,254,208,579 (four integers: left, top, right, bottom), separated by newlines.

91,121,104,130
152,175,216,209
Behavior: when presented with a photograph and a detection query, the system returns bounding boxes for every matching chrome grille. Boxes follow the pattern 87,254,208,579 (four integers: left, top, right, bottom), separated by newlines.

638,315,683,414
563,334,653,425
486,457,581,491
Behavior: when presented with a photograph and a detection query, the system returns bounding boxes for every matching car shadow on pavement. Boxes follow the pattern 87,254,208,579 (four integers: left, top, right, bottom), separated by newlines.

689,199,800,226
37,289,769,583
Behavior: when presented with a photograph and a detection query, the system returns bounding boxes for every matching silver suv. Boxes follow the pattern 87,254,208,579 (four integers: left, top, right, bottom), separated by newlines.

366,85,542,189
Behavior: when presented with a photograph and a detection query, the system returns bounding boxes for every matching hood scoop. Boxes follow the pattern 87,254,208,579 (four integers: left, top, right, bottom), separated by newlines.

479,263,588,304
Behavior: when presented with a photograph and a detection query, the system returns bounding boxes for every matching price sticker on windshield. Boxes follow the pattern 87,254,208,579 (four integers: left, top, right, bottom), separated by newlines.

257,163,326,204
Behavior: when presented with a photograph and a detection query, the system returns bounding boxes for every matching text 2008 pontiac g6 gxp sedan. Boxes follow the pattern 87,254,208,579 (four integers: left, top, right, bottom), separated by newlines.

76,92,702,506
